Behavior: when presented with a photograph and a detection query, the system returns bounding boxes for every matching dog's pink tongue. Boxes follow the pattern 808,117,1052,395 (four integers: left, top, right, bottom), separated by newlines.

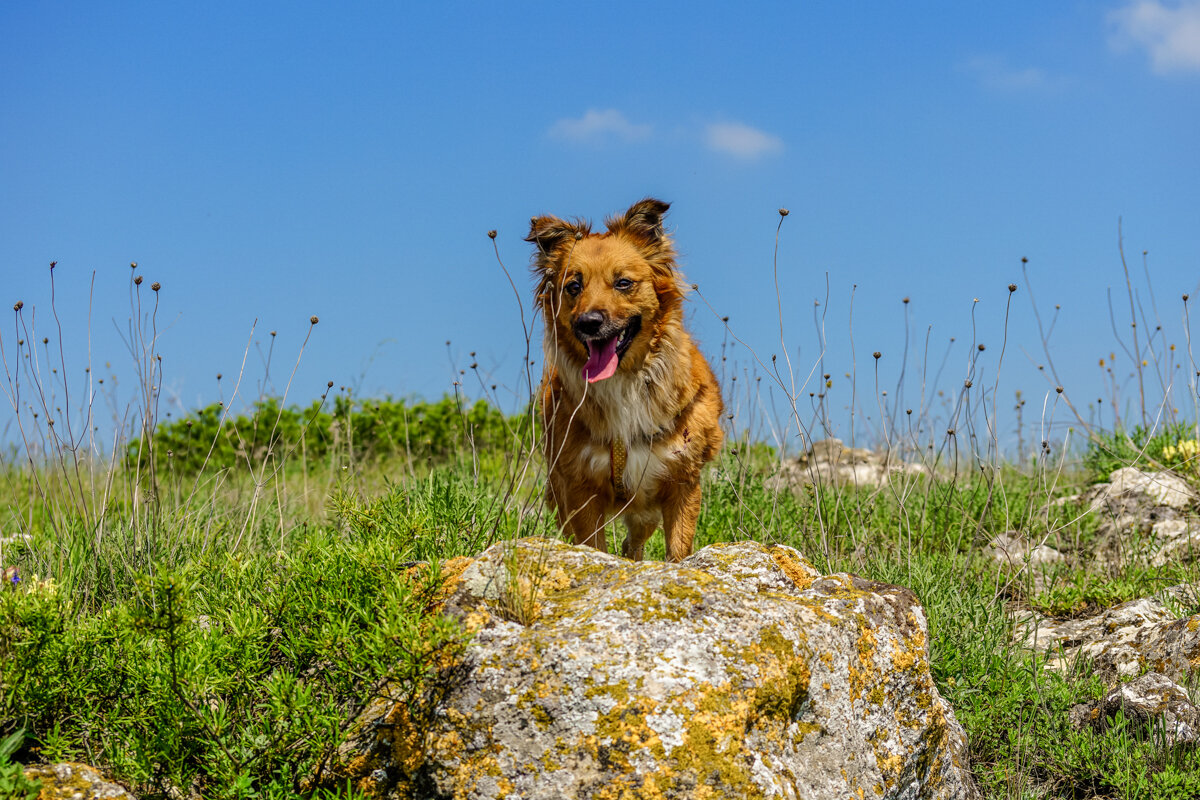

583,338,619,383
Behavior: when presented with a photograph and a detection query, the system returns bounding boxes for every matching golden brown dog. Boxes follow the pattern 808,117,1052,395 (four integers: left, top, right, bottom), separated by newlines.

526,198,723,562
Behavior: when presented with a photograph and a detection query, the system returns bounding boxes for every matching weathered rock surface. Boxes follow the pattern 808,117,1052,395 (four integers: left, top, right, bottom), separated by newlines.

767,438,928,490
23,763,135,800
1015,588,1200,681
1068,672,1200,746
1075,467,1200,567
985,532,1064,570
331,538,977,799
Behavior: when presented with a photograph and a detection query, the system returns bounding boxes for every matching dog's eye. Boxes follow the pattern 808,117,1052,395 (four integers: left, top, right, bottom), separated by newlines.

565,279,582,296
614,277,633,291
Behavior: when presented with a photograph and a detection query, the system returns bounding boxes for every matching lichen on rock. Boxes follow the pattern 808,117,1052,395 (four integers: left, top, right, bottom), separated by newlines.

329,538,977,799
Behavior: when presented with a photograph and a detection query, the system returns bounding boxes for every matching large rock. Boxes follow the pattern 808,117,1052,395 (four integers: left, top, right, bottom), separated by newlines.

331,538,977,799
767,438,928,490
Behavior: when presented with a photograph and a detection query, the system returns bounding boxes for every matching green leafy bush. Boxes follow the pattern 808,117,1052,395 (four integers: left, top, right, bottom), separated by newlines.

133,395,526,476
0,529,464,800
0,731,40,800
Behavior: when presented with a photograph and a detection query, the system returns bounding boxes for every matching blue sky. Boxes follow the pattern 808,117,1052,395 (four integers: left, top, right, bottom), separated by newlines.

2,1,1199,455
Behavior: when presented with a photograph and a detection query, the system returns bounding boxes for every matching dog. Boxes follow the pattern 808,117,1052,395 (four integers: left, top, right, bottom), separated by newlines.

526,198,723,562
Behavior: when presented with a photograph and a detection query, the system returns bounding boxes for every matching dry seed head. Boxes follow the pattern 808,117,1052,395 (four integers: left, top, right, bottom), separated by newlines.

131,262,137,269
1008,283,1017,292
151,282,160,291
487,230,497,239
1184,294,1190,302
216,373,222,380
327,381,334,387
310,315,319,324
722,316,729,322
778,208,789,217
1021,257,1028,263
50,261,57,270
873,351,881,359
42,337,48,344
134,275,143,285
1056,386,1063,394
964,379,973,388
574,231,583,240
13,301,22,311
947,428,955,436
270,331,276,337
978,344,986,351
906,408,912,415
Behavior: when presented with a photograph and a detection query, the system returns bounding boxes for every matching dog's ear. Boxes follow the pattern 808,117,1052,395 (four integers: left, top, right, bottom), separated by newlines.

606,198,670,244
525,215,587,257
607,198,683,307
526,215,590,309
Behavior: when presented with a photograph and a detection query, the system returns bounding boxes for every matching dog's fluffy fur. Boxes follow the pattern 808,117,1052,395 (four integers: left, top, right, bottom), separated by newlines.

526,198,723,562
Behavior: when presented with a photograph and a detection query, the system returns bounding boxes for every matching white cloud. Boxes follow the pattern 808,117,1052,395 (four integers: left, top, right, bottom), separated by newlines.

1109,1,1200,74
704,122,784,160
959,55,1066,91
547,109,652,144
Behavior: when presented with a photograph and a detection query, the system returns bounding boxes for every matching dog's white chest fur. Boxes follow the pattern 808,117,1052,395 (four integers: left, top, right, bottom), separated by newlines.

582,439,672,499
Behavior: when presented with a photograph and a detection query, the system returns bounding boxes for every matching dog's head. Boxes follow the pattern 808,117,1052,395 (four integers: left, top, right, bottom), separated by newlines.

526,198,685,383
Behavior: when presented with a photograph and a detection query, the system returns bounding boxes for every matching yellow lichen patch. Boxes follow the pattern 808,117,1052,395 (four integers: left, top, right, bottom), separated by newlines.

607,580,703,623
428,555,473,606
892,642,919,672
847,620,879,704
584,679,632,705
768,546,818,590
1187,616,1199,632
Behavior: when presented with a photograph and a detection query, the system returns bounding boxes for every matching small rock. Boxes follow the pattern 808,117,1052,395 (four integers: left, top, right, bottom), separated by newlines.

23,763,136,800
1077,467,1200,568
985,532,1064,569
768,438,928,490
1105,467,1198,511
1069,672,1200,746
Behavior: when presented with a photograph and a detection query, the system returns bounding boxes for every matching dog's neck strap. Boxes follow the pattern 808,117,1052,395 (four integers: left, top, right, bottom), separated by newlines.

610,439,629,502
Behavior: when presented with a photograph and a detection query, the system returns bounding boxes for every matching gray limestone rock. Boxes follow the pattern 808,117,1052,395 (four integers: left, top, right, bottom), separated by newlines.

767,438,929,490
23,763,136,800
329,538,978,799
1068,672,1200,747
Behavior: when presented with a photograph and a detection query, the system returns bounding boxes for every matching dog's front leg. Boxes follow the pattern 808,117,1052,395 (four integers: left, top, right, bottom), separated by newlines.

661,481,703,563
560,495,611,554
621,514,658,561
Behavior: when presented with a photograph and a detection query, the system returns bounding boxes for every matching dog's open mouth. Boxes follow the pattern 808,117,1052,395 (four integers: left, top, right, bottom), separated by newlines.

581,316,641,383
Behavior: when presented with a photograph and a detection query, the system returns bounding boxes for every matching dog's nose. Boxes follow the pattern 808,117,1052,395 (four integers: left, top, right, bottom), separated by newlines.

574,311,606,337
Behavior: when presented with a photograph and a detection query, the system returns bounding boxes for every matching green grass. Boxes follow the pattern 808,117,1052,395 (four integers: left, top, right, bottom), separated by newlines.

3,395,1200,800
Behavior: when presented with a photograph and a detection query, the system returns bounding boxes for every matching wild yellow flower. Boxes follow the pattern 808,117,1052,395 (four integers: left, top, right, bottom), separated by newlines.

1163,438,1200,468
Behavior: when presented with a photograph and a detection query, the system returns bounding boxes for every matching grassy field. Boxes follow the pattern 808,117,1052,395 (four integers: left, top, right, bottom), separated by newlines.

2,392,1199,800
3,265,1200,799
